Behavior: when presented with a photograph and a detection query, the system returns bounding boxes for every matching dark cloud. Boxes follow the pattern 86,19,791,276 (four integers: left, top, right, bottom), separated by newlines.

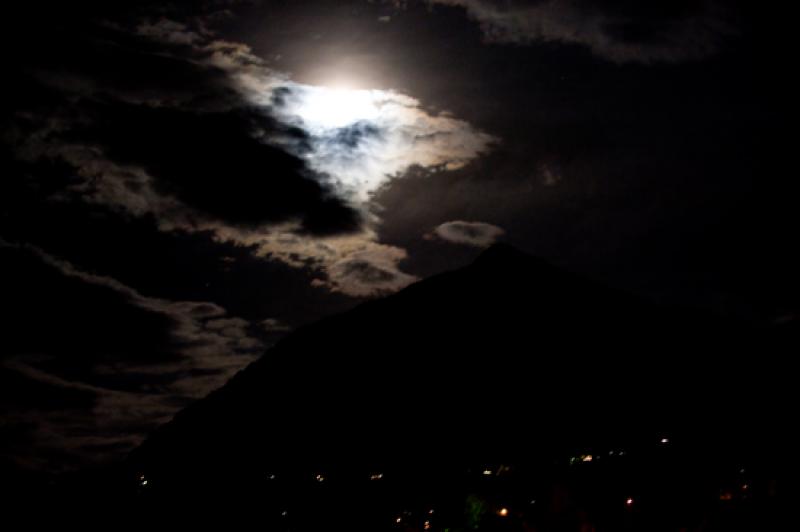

0,241,264,471
3,2,363,239
70,102,363,234
0,365,96,412
430,0,737,64
5,15,411,304
260,318,291,333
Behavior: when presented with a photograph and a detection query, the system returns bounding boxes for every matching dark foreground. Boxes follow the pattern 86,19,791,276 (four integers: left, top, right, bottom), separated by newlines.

4,246,790,530
5,434,787,531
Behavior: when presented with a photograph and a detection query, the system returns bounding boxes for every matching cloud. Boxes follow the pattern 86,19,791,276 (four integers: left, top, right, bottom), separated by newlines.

0,241,264,471
429,220,506,247
318,244,419,297
260,318,291,333
1,0,497,473
271,85,497,202
135,18,204,45
539,162,562,186
6,12,495,298
429,0,736,64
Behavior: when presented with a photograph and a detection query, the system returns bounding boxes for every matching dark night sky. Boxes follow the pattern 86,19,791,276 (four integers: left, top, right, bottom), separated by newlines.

1,1,795,473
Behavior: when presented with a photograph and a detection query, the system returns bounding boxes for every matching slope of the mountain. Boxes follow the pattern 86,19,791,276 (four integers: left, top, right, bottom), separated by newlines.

126,244,788,528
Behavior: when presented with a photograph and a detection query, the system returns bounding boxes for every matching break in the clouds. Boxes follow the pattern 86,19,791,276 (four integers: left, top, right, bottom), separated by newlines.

429,221,506,248
5,13,494,298
429,0,736,64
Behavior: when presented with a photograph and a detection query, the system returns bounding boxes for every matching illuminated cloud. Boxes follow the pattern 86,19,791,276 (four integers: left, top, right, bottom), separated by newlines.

272,84,497,201
202,38,497,203
8,17,496,298
315,242,418,297
429,0,735,64
429,220,505,247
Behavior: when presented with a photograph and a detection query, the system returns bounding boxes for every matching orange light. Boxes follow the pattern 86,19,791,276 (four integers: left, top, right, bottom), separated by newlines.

498,508,509,517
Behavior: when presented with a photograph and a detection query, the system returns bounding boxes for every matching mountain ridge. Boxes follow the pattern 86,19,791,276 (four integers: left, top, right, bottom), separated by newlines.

130,245,751,467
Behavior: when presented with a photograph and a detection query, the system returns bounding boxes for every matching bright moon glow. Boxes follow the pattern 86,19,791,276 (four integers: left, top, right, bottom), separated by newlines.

267,79,496,204
293,86,381,130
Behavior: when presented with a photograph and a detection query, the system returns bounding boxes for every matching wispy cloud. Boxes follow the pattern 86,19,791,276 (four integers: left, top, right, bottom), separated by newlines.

429,0,736,64
0,240,263,471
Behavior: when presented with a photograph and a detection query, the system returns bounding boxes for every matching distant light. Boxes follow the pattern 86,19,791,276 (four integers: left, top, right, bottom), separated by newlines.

498,508,509,517
530,500,536,505
141,479,148,486
720,492,733,501
281,510,288,517
268,474,276,480
582,455,593,462
315,474,325,482
428,509,434,515
424,520,431,530
482,469,493,476
395,517,402,524
660,438,670,444
370,473,384,481
625,498,634,507
742,484,749,491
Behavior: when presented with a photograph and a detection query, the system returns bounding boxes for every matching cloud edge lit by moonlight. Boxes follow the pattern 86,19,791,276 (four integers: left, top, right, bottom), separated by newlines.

11,16,498,298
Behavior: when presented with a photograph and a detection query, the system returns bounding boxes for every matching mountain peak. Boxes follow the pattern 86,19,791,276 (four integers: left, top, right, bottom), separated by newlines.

474,242,525,263
471,242,550,273
129,240,753,519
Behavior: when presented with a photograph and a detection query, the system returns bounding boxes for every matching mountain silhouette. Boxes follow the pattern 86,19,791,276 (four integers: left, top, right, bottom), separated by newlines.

126,244,788,529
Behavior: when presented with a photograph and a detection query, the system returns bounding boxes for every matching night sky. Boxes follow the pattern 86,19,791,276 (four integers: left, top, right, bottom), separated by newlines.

1,1,795,474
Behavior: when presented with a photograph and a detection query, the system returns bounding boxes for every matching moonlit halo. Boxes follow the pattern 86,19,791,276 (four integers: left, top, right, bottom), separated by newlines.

272,81,496,202
292,85,383,131
197,44,496,295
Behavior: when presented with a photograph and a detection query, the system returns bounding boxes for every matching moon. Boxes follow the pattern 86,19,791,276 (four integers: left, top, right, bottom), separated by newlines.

293,86,382,130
